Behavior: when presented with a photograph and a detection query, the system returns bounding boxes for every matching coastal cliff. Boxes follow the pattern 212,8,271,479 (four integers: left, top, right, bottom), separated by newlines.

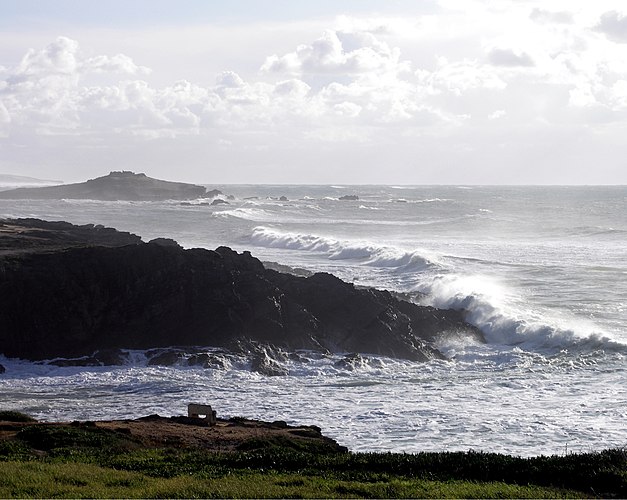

0,171,215,201
0,218,483,364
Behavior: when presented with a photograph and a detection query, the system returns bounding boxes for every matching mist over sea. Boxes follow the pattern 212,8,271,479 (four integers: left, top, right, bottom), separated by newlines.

1,185,626,456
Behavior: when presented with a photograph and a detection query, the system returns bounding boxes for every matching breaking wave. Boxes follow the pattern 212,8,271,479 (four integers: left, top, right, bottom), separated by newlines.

420,274,627,355
390,198,452,204
250,226,438,273
249,227,627,356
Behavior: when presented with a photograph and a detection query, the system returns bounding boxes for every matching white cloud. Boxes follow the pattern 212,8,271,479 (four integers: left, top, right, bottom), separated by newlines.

261,29,409,78
0,99,9,138
2,5,627,184
595,11,627,43
488,109,506,120
273,79,311,98
417,57,507,96
15,36,79,77
487,48,535,67
529,9,574,25
83,53,151,75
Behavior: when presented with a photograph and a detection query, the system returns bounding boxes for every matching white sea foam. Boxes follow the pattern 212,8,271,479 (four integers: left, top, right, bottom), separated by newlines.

390,197,452,204
249,227,627,356
216,207,276,222
418,273,627,354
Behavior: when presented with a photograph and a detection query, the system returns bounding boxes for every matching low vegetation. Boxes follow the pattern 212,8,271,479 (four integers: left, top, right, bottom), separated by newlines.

0,415,625,498
0,411,37,423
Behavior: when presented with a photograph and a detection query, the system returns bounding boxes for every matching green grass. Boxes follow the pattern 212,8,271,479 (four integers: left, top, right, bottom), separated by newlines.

0,417,625,498
0,461,588,499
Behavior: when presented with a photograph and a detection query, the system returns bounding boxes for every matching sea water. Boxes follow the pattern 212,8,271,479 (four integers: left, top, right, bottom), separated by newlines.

1,185,625,456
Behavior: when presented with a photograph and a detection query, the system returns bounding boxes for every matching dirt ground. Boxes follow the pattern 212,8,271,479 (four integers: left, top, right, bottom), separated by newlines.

0,414,345,453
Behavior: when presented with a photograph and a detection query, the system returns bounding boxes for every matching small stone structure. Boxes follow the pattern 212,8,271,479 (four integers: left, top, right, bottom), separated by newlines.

188,403,217,425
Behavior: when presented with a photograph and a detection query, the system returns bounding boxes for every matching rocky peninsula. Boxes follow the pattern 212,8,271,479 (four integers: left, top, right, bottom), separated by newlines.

0,218,483,368
0,171,219,201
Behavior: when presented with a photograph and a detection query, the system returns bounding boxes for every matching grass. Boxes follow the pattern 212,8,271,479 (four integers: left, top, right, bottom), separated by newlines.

0,416,625,498
0,461,589,498
0,411,37,423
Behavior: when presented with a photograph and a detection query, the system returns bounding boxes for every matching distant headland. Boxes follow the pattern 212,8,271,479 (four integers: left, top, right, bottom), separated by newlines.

0,171,220,201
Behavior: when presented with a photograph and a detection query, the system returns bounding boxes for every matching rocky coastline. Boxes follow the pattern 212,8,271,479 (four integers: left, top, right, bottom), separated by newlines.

0,218,483,370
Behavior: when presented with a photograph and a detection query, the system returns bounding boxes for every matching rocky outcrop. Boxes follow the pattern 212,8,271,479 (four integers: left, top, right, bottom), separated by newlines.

0,171,211,201
0,218,141,256
0,218,483,363
210,199,229,206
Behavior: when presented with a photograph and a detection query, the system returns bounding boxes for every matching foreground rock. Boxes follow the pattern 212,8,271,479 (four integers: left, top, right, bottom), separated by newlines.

0,413,346,454
0,218,141,256
0,171,213,201
0,218,483,362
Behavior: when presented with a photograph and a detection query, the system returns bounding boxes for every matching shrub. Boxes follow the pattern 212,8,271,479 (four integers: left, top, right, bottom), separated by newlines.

0,411,36,423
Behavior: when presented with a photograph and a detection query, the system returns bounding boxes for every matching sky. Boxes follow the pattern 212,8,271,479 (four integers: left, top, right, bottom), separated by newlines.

1,0,627,184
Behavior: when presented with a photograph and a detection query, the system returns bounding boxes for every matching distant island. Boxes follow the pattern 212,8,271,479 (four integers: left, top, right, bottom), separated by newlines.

0,171,220,201
0,173,62,187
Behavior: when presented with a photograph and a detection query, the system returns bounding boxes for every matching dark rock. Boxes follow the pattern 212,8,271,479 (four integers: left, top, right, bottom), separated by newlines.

0,171,209,201
279,196,288,201
93,348,128,366
0,218,484,362
48,357,100,367
206,189,223,198
147,350,184,366
0,218,141,255
148,238,181,248
187,353,230,369
187,353,210,368
210,199,229,206
289,351,309,363
334,353,367,370
0,364,5,374
137,414,163,422
251,352,288,376
339,194,359,201
170,415,209,427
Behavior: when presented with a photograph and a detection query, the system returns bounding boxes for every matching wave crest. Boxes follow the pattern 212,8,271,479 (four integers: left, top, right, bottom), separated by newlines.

250,226,437,273
421,274,627,354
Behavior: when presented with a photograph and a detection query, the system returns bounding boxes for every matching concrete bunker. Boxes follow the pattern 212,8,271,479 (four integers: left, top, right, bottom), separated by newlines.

188,403,217,425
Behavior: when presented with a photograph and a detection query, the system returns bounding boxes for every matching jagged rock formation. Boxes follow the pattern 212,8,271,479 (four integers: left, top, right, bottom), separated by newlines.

0,218,483,363
0,219,141,255
0,171,212,201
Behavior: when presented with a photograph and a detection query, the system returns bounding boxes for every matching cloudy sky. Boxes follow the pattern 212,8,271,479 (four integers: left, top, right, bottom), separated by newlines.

1,0,627,184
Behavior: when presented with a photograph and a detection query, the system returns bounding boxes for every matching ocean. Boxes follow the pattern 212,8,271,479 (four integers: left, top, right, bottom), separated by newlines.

1,185,625,457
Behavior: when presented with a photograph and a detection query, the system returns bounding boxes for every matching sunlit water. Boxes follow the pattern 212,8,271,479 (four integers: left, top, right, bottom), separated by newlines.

1,185,626,456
